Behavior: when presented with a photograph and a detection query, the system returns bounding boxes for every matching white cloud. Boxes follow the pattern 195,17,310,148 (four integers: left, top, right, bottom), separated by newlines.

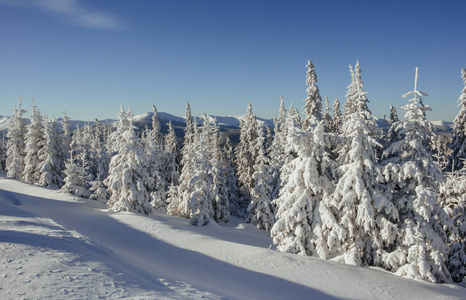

0,0,122,29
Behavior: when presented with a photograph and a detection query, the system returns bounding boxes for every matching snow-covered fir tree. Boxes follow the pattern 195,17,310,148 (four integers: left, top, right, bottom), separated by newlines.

235,101,259,214
89,122,110,201
167,103,195,215
268,97,292,201
223,138,240,216
151,104,162,146
38,117,63,187
22,99,45,184
272,60,334,255
60,151,92,198
247,124,274,232
332,97,342,134
169,117,215,225
320,64,397,266
382,68,451,283
60,111,72,170
322,96,333,132
144,105,169,210
439,172,466,285
163,120,180,187
389,105,399,123
448,69,466,172
6,95,27,179
208,117,230,223
302,60,323,130
105,108,152,214
271,121,334,255
107,103,131,155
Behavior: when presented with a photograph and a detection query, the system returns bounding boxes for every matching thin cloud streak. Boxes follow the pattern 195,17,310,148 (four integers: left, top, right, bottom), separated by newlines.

0,0,122,29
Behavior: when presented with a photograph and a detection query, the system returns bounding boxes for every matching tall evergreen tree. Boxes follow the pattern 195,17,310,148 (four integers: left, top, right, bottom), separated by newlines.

320,66,397,266
382,68,451,283
302,60,323,130
449,69,466,172
106,108,152,214
223,138,240,216
169,118,215,225
332,97,342,134
22,99,45,184
247,124,274,232
6,95,27,179
60,151,92,198
38,117,63,187
235,101,259,214
322,96,333,132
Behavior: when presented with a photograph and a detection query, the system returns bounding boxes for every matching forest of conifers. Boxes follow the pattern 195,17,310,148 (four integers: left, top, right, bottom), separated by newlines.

1,61,465,285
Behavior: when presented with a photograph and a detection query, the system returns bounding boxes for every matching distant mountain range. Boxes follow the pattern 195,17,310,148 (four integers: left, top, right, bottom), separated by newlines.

0,112,454,139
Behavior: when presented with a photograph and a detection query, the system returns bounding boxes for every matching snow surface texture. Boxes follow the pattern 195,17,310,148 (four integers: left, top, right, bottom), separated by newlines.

0,173,464,299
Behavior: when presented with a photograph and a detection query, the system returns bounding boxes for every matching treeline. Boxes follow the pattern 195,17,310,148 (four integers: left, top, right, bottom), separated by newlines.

1,61,465,285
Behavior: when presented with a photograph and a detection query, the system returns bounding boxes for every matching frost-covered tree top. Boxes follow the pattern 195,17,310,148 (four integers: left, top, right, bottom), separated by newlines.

344,61,370,117
385,68,434,164
151,104,162,146
389,105,399,123
302,60,323,130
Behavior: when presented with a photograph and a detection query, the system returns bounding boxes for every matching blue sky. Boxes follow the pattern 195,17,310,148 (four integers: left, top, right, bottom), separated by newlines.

0,0,465,121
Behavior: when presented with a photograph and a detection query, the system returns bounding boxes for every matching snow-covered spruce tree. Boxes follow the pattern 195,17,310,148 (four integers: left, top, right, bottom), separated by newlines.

272,104,302,210
107,103,131,155
271,60,335,255
223,138,240,216
151,104,162,147
247,124,274,232
60,111,71,170
235,101,259,215
271,119,334,256
22,98,45,184
170,118,215,225
163,120,180,187
322,96,333,133
332,97,342,134
382,68,451,283
167,103,196,216
268,97,292,201
208,116,230,223
389,105,399,123
448,69,466,172
319,61,398,266
344,61,369,118
439,172,466,285
89,122,110,201
302,60,323,130
60,151,92,198
6,95,27,179
38,117,63,187
144,105,169,210
105,108,152,214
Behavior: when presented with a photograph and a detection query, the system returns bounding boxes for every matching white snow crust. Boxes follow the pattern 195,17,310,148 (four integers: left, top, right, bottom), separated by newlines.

0,172,463,299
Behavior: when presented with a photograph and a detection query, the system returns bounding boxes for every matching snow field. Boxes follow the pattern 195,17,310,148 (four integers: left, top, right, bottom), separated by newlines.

0,174,464,299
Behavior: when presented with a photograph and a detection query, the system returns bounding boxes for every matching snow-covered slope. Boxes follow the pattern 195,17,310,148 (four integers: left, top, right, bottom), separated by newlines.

0,173,463,299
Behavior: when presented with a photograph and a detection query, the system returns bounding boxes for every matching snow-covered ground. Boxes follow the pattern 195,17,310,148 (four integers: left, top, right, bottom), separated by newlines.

0,173,464,299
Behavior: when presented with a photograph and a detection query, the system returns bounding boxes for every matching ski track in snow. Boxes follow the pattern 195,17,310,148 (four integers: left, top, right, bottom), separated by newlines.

0,174,464,300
